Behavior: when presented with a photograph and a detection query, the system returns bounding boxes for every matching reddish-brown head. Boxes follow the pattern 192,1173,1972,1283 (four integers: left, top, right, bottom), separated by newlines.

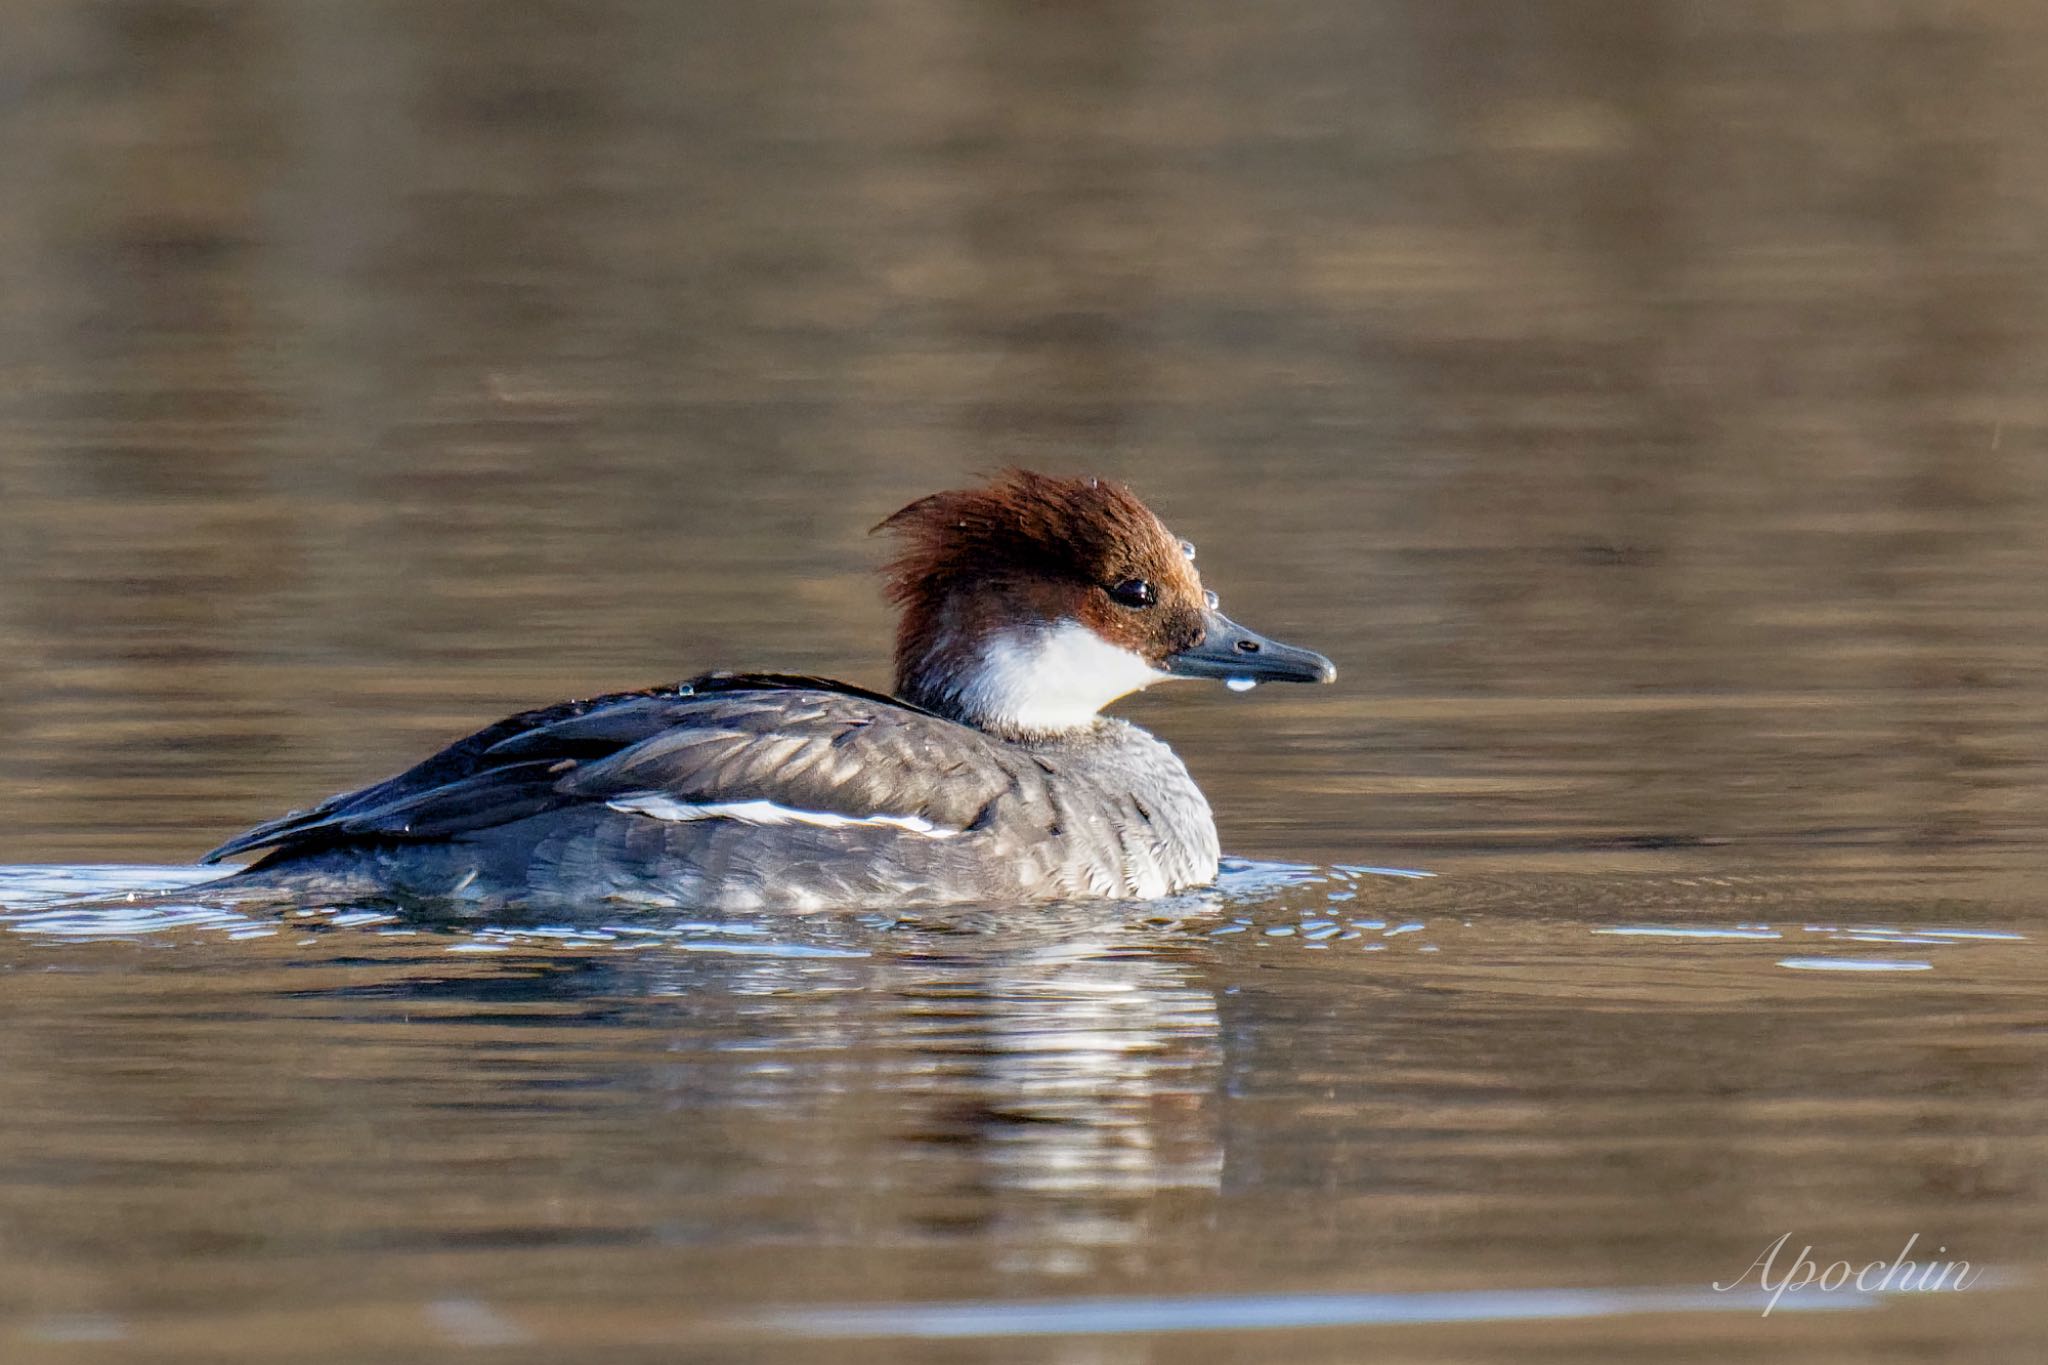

881,470,1205,680
875,470,1333,736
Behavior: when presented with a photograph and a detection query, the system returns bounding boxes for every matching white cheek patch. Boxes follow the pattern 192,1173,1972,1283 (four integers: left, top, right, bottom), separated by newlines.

952,621,1171,734
608,795,959,838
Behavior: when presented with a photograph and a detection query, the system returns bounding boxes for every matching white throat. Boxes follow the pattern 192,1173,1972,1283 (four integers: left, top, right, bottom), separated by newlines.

946,621,1171,735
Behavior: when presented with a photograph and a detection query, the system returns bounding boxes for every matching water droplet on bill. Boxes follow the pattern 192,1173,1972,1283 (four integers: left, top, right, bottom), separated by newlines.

1226,677,1257,693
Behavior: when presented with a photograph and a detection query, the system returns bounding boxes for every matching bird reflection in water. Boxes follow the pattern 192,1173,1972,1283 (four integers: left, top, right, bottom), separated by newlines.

209,893,1234,1281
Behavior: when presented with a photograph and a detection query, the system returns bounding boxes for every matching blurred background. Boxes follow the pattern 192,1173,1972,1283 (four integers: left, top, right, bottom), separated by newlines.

2,1,2046,870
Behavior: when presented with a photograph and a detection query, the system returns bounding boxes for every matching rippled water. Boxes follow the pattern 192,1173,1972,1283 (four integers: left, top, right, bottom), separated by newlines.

5,0,2048,1360
3,854,2041,1361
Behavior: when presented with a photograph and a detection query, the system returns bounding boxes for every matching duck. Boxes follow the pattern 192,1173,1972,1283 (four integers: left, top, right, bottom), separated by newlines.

200,470,1334,911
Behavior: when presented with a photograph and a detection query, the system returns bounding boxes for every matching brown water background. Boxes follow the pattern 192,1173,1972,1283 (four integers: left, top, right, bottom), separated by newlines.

1,2,2046,1360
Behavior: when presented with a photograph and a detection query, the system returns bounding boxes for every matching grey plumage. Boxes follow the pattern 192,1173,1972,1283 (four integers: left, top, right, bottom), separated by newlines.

206,673,1218,912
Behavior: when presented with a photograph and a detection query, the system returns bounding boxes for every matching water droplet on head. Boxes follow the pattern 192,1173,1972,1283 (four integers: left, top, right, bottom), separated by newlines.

1226,677,1258,693
1180,539,1197,561
1204,589,1219,609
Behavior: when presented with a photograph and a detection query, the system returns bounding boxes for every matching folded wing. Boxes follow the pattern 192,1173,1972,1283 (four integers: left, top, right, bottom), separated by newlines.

201,673,1017,866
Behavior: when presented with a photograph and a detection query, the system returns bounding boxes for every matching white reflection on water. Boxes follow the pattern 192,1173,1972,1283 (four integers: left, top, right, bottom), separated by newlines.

0,857,1432,948
0,864,253,938
1587,918,2030,975
1596,926,1784,939
916,937,1223,1198
753,1281,1927,1339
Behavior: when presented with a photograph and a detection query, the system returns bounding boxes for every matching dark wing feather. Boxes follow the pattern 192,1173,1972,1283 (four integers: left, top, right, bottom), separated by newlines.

200,673,1005,864
201,684,692,863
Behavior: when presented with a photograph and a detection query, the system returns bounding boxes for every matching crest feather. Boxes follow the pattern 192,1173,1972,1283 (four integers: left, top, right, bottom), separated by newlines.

875,469,1170,603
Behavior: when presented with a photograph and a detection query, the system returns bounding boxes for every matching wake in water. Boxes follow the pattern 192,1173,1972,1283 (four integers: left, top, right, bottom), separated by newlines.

0,857,2028,987
0,857,1434,950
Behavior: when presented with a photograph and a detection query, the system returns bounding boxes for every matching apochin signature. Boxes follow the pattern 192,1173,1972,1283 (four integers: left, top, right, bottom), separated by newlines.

1715,1232,1984,1316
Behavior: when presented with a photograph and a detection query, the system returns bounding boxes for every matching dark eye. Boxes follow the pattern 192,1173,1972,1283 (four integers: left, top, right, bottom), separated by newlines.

1107,578,1156,609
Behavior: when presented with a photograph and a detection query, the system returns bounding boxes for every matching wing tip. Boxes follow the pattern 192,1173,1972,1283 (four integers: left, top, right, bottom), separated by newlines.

197,834,263,865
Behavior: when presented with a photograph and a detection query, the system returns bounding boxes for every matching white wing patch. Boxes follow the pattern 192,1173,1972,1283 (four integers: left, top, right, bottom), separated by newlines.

606,794,960,839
